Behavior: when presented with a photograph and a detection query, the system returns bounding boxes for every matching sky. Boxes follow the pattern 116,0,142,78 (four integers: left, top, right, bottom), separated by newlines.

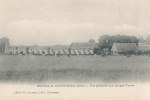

0,0,150,46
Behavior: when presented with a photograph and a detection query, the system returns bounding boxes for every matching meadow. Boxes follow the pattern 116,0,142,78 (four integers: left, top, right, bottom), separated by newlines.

0,55,150,83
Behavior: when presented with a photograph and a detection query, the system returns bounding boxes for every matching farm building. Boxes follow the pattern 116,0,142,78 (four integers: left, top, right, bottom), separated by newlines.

29,46,49,55
88,49,94,55
138,43,150,47
78,50,84,55
111,43,138,54
1,37,98,55
5,44,70,55
137,42,150,53
137,46,150,53
51,45,69,55
52,45,69,50
6,46,17,54
52,45,69,55
74,50,79,55
70,41,98,55
57,50,64,55
70,42,98,50
63,50,69,55
6,46,27,55
83,49,90,55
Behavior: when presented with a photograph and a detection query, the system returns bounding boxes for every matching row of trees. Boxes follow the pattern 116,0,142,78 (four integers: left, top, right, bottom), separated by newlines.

94,35,139,55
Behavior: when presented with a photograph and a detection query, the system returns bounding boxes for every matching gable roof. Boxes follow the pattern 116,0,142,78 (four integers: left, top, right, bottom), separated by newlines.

8,46,26,49
137,46,150,52
112,43,138,52
70,42,98,49
8,45,69,50
8,45,49,50
52,45,69,50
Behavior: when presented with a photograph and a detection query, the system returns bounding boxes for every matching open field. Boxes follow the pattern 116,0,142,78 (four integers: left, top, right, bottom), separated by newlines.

0,55,150,83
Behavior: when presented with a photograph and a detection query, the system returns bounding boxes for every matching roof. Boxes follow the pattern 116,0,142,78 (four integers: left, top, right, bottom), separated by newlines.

137,46,150,51
8,45,69,50
112,43,138,52
138,43,150,47
52,45,69,50
28,45,69,50
8,46,26,49
70,42,98,50
29,46,50,50
8,46,49,50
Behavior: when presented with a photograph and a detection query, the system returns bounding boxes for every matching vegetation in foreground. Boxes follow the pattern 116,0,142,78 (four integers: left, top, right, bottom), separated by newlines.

0,55,150,83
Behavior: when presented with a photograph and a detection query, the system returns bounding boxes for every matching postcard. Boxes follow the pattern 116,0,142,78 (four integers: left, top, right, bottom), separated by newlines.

0,0,150,100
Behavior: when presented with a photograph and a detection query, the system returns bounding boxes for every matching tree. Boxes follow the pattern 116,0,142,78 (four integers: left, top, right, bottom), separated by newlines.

98,35,113,53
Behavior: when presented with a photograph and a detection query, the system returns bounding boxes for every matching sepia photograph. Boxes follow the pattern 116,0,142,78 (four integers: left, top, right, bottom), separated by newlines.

0,0,150,100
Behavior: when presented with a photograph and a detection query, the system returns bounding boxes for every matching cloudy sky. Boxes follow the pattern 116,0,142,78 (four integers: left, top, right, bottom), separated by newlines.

0,0,150,46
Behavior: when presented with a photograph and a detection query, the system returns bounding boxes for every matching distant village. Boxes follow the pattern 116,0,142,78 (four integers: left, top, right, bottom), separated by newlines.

0,37,97,56
0,36,150,56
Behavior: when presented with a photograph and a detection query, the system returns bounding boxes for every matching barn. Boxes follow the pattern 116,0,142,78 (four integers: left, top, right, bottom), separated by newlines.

111,43,138,55
137,46,150,54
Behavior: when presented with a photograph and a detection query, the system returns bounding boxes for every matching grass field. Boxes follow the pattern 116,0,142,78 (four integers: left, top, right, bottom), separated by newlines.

0,55,150,83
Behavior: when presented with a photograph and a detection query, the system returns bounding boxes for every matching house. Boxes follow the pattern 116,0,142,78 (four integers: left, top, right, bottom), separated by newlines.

57,50,64,55
6,46,29,55
74,50,79,55
3,37,99,56
6,46,26,55
29,46,49,55
63,50,69,55
6,46,17,54
111,43,138,54
83,49,89,55
78,50,84,55
88,49,94,55
70,42,98,55
51,45,69,55
17,46,27,54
